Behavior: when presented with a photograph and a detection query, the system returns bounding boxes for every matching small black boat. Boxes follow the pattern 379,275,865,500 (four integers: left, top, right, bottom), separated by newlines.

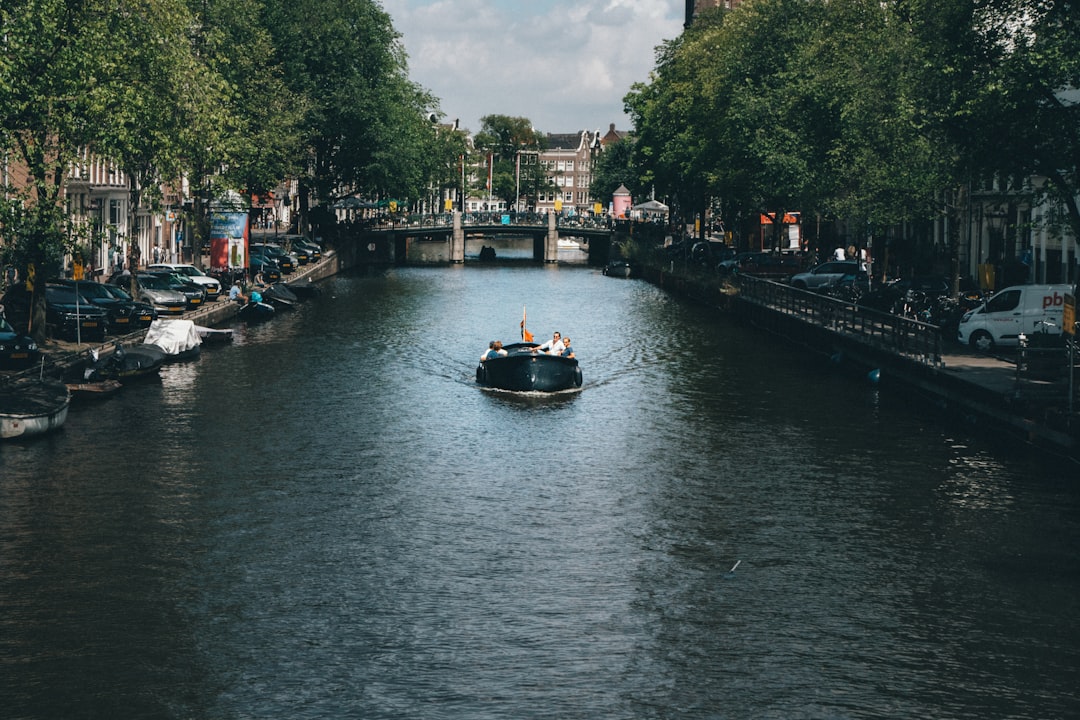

87,344,167,382
475,342,582,392
262,282,299,310
602,260,633,277
238,300,275,323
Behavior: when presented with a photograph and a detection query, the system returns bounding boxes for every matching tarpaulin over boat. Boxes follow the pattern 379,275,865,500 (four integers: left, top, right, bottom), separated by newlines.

144,319,202,356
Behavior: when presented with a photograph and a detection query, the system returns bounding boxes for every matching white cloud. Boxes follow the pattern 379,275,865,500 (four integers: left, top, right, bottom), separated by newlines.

381,0,683,135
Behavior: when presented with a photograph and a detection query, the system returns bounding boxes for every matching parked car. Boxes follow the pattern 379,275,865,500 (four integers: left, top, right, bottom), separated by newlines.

98,283,159,329
0,314,40,369
250,243,297,274
266,238,310,265
52,279,157,334
737,252,804,280
42,284,109,341
717,251,764,275
143,270,206,309
112,273,187,316
147,263,222,300
291,238,322,262
248,248,283,282
789,261,866,291
690,241,734,267
2,282,109,342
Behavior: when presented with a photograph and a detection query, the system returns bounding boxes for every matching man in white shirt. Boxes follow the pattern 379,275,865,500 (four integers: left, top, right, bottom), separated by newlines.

536,331,564,355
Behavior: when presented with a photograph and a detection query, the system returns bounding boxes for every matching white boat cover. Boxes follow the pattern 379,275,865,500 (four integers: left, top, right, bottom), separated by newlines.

143,319,202,356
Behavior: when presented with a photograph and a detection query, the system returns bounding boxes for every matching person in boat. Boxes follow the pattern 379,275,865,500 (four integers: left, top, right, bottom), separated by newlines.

559,337,575,359
249,288,263,304
481,340,507,361
535,331,564,355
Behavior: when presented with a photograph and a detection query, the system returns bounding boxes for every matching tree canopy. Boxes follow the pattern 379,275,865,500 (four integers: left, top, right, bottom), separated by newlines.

625,0,1080,250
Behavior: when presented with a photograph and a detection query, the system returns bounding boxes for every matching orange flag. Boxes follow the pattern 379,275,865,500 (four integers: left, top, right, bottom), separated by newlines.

520,306,534,342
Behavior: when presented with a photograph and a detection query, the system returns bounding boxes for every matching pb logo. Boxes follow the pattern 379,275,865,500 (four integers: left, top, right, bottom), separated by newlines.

1043,293,1064,309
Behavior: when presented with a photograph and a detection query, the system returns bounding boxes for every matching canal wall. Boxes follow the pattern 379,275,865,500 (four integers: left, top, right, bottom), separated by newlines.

632,262,1080,462
17,250,343,382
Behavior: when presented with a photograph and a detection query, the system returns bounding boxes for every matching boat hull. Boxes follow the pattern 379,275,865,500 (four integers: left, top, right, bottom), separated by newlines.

476,343,582,392
89,345,167,382
0,379,71,439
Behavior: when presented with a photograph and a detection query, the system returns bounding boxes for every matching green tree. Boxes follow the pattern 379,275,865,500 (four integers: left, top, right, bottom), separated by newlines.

473,115,546,208
958,0,1080,242
265,0,434,231
588,135,637,210
627,0,964,251
0,0,161,339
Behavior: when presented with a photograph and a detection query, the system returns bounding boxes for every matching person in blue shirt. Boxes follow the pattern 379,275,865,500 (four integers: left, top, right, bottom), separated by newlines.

481,340,507,361
229,281,246,303
560,337,575,359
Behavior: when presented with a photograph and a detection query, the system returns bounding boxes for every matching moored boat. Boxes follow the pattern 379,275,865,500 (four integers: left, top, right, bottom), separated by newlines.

475,342,582,392
87,344,167,382
65,378,123,401
238,300,275,323
262,282,299,310
0,378,71,439
195,325,234,344
602,260,633,278
143,318,202,362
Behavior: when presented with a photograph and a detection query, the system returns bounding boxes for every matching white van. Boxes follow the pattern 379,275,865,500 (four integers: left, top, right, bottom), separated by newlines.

957,284,1072,351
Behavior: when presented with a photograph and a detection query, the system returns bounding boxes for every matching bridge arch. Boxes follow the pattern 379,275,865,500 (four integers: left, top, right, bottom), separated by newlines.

350,212,613,265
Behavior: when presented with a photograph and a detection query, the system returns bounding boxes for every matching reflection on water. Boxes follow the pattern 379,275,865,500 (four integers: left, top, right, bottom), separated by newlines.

1,265,1078,719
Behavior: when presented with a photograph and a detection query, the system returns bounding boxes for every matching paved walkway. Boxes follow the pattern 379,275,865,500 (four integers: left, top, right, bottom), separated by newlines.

942,347,1075,403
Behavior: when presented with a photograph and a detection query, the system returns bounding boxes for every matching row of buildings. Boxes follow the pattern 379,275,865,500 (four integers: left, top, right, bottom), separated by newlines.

453,124,626,217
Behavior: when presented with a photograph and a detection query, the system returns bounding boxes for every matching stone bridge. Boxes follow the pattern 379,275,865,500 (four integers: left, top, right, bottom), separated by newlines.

350,211,614,265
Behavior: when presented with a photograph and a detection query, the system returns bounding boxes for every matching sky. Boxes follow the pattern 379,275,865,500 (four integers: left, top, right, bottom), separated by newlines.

379,0,685,137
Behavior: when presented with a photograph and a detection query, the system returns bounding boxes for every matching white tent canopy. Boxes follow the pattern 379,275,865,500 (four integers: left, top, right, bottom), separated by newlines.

632,199,668,212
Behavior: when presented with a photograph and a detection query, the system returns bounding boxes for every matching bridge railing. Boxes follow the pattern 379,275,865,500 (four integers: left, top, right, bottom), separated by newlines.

557,215,612,230
736,274,944,365
358,212,615,232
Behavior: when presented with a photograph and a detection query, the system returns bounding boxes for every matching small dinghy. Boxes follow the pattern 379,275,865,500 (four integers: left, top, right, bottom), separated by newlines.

87,344,167,382
195,325,234,344
238,300,275,323
65,378,123,401
0,378,71,439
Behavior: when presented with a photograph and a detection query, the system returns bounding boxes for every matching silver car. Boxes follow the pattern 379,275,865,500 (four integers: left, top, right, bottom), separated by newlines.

123,273,187,315
148,263,222,300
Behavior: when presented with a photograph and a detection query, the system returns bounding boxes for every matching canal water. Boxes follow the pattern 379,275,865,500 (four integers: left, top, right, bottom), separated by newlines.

2,264,1078,719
